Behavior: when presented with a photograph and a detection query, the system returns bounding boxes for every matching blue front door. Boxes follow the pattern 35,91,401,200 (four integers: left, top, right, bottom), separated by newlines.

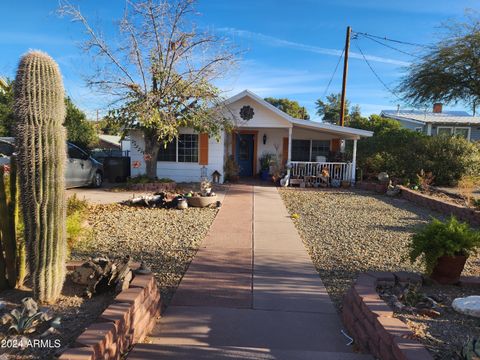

236,134,254,177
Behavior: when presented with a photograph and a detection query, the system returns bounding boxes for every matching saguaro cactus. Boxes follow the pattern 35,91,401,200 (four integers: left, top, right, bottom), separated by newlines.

14,51,67,303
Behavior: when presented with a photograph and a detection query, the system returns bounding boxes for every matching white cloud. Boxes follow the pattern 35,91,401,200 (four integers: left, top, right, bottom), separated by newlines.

218,28,410,67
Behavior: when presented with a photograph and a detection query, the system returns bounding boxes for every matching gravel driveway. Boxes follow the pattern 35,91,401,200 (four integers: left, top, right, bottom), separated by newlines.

279,189,480,312
71,204,218,306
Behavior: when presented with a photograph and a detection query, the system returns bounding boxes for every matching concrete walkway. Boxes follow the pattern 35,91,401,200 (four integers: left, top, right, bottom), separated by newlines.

128,184,371,360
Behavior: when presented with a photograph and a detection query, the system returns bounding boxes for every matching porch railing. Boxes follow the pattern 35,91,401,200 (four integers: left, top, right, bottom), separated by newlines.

289,161,353,182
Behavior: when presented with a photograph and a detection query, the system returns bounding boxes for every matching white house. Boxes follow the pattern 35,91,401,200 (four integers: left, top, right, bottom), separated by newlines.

381,103,480,141
129,90,373,183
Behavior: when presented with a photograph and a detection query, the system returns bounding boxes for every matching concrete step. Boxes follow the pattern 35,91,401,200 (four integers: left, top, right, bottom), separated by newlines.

128,344,373,360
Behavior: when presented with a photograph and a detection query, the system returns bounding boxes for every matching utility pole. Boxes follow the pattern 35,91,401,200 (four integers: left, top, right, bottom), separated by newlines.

340,26,351,127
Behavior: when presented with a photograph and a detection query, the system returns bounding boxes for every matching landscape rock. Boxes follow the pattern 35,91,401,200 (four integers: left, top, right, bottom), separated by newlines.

452,295,480,318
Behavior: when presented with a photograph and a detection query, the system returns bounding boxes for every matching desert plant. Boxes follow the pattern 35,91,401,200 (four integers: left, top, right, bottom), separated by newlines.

458,175,480,207
416,170,435,191
0,158,25,289
461,337,480,360
1,297,61,335
14,51,67,303
66,194,90,253
409,216,480,274
259,153,275,171
224,155,240,181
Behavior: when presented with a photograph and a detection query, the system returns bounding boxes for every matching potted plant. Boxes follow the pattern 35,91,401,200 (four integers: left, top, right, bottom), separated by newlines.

224,156,240,182
259,153,274,181
408,216,480,284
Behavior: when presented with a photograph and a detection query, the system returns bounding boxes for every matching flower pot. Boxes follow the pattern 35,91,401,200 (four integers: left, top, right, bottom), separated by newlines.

261,169,269,181
177,198,188,210
430,255,467,284
187,195,218,208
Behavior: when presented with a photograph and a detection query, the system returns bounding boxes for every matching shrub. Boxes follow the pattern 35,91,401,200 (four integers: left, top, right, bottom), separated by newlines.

127,175,174,184
356,125,480,185
66,194,90,252
408,216,480,274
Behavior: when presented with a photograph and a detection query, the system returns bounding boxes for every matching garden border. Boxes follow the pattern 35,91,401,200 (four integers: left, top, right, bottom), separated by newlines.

342,271,432,360
397,185,480,226
356,181,388,194
58,261,161,360
127,181,177,192
343,271,480,360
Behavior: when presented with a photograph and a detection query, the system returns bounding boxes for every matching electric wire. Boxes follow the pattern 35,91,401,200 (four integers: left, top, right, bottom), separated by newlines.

322,46,345,98
353,38,403,101
357,33,422,59
353,31,434,49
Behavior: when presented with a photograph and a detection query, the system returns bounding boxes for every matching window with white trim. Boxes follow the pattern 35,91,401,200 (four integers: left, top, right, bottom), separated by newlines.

157,134,199,162
311,140,330,160
454,127,470,140
178,134,198,163
437,127,453,136
436,126,471,140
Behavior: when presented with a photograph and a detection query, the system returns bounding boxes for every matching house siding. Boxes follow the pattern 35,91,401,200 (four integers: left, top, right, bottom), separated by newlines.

129,128,225,183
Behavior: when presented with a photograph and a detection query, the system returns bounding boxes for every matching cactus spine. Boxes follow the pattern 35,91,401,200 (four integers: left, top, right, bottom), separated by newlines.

0,159,20,288
14,51,67,303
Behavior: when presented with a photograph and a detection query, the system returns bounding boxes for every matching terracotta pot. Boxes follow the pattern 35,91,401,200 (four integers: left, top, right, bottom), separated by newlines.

430,255,467,284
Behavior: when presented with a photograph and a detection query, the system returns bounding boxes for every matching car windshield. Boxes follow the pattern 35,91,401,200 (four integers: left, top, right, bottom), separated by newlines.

0,141,14,156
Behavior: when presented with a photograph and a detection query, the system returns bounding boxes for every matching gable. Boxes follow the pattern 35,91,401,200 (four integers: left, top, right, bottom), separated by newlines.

223,93,292,128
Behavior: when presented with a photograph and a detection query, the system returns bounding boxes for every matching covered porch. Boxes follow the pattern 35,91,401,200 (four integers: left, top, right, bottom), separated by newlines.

228,118,372,186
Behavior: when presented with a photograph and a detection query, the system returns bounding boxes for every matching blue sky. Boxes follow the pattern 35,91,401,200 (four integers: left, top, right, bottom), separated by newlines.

0,0,477,120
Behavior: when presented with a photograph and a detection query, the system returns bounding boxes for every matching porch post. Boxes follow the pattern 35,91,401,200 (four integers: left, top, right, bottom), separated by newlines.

287,127,292,162
351,139,357,184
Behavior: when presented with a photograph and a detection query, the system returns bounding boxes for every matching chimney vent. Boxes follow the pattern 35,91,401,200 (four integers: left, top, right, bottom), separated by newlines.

433,103,443,113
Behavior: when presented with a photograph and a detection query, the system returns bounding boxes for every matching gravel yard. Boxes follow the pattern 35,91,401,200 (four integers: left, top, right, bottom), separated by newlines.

279,188,480,312
71,203,218,306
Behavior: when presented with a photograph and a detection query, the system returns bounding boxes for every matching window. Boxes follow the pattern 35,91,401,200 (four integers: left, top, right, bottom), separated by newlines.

454,127,470,140
437,127,453,136
291,140,310,161
68,144,88,160
436,126,471,140
311,140,330,160
178,134,198,163
157,140,177,162
415,127,423,133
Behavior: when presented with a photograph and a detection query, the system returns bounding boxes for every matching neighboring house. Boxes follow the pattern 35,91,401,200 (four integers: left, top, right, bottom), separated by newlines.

97,134,131,155
129,90,373,183
381,103,480,141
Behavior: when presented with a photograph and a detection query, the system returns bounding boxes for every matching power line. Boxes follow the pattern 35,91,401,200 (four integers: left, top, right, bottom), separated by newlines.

353,39,403,101
357,33,422,59
322,46,345,98
353,31,434,49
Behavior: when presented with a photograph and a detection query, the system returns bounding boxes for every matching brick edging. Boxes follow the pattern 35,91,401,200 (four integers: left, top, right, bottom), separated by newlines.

59,262,161,360
342,271,433,360
127,182,177,192
397,185,480,226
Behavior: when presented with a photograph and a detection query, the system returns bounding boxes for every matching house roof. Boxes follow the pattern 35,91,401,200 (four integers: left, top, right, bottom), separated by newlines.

98,134,122,147
225,90,373,139
381,109,480,125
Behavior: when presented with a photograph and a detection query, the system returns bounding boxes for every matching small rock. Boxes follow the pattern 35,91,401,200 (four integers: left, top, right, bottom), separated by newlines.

452,296,480,318
0,301,6,311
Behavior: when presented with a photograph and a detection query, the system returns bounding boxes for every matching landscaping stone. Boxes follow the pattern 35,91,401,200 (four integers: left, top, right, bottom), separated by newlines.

452,295,480,318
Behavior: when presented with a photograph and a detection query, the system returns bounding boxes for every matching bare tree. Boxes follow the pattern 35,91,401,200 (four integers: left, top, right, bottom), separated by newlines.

58,0,238,178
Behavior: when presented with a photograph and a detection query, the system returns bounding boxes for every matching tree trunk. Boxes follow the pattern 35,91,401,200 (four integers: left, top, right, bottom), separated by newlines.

144,133,160,180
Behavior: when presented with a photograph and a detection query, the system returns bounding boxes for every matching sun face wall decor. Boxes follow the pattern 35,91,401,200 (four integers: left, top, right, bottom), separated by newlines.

239,105,254,121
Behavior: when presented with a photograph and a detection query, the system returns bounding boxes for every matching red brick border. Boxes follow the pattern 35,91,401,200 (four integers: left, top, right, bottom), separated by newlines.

398,186,480,226
127,182,177,192
342,271,433,360
59,262,161,360
356,181,388,194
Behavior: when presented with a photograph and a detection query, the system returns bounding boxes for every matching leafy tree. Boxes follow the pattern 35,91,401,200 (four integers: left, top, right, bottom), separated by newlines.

398,14,480,114
64,97,98,149
349,114,402,134
59,0,237,179
315,93,360,125
0,79,14,136
97,116,122,136
264,97,310,119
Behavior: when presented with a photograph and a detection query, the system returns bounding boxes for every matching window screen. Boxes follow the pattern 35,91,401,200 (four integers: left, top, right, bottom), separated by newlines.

311,140,330,160
178,134,198,163
291,140,310,161
157,140,177,162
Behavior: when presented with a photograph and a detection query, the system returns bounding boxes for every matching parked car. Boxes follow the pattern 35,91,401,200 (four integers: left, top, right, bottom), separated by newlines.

0,138,103,188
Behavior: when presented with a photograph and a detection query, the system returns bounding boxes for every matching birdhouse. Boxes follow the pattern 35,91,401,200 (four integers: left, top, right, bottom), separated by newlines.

212,170,221,184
